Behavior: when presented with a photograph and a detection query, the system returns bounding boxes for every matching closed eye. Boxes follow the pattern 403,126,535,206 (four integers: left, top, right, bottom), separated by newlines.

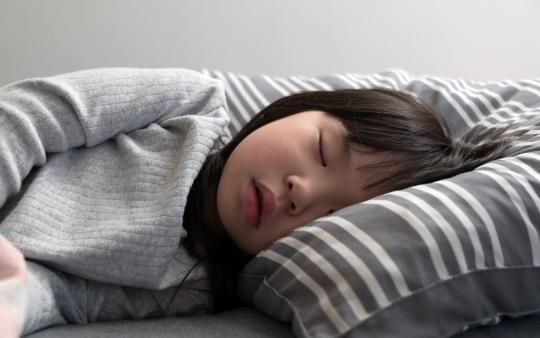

319,131,327,167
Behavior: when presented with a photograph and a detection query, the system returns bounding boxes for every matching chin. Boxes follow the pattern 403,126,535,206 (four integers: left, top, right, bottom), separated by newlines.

240,243,259,256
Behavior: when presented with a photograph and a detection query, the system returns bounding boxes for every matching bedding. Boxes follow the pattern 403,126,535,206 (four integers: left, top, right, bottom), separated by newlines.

202,69,540,338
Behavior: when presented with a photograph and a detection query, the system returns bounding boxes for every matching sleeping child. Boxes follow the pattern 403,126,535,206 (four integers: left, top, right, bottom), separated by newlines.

0,68,508,336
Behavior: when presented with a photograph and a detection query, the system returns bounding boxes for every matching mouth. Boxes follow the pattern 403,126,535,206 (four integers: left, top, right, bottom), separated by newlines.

255,185,263,206
243,179,261,228
254,180,277,226
243,179,277,229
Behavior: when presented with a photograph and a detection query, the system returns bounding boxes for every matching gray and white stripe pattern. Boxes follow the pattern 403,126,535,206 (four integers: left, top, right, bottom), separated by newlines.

205,69,540,338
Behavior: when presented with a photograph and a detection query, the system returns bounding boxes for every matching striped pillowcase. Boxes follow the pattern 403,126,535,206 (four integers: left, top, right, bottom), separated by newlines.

202,69,540,338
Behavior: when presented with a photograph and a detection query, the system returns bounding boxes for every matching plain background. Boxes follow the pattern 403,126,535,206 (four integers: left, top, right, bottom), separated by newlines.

1,0,539,86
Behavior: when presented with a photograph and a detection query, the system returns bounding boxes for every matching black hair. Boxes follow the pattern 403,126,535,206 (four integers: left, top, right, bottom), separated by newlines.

181,88,509,313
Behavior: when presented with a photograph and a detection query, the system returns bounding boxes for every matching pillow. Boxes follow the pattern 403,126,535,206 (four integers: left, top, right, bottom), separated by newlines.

202,69,540,338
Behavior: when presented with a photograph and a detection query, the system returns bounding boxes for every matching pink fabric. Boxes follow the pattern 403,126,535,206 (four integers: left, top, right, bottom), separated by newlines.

0,235,27,338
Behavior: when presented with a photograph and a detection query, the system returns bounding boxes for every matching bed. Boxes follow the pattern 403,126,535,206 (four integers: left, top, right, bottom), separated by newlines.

27,68,540,338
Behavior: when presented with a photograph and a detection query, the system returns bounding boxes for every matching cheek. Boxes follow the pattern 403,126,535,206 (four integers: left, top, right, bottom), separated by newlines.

216,157,242,229
235,141,281,176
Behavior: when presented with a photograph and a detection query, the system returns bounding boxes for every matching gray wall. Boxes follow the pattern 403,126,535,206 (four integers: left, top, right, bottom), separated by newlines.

1,0,539,86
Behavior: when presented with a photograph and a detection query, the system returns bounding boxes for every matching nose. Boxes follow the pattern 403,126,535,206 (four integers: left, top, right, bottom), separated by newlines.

285,174,321,216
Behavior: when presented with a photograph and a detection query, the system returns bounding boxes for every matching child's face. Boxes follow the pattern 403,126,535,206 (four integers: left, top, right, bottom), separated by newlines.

217,110,389,255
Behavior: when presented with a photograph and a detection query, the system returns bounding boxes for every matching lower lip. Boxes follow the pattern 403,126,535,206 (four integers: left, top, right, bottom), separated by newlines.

243,179,260,228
